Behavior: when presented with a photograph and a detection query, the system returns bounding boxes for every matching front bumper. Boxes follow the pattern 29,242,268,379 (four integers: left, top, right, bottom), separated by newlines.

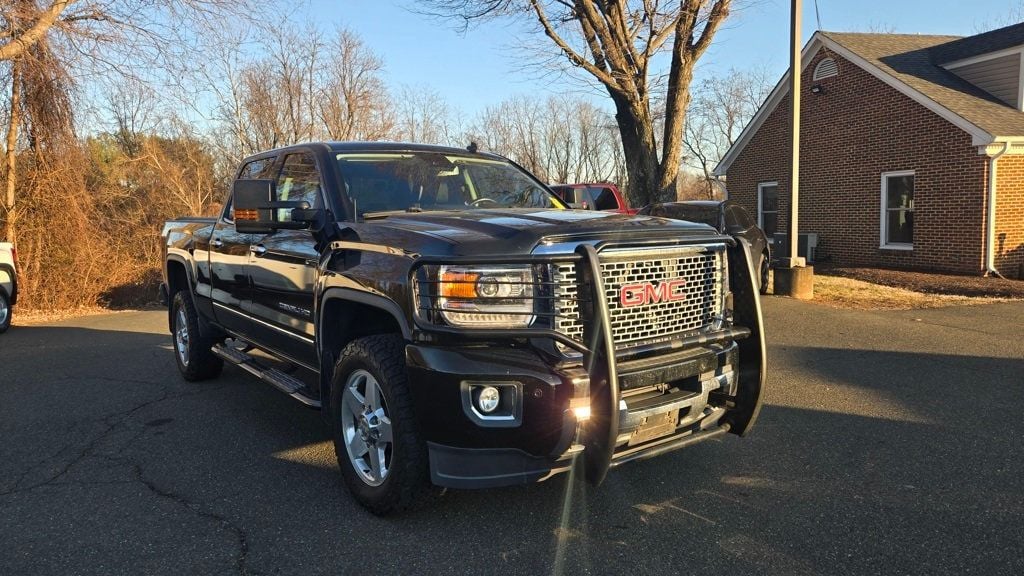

410,339,742,489
427,443,583,489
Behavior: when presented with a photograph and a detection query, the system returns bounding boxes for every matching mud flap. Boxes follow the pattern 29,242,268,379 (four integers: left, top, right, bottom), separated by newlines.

724,237,766,436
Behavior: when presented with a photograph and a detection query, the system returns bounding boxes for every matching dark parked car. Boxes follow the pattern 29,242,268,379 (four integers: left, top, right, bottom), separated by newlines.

638,200,770,294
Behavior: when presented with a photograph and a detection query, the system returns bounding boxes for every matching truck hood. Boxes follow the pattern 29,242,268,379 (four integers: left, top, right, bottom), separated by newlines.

352,208,722,257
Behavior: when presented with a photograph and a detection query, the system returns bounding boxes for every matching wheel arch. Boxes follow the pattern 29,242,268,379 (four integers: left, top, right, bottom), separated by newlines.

0,263,16,305
165,258,192,296
317,288,412,411
165,257,193,333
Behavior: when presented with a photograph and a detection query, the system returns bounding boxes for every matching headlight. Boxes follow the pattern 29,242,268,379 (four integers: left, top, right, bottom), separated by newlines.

435,264,536,328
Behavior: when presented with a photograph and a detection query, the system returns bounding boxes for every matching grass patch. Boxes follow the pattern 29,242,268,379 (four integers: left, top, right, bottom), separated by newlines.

807,274,1013,310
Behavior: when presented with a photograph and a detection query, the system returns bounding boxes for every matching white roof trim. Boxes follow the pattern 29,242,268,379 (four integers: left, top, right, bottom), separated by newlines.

942,45,1024,70
978,139,1024,155
714,32,997,177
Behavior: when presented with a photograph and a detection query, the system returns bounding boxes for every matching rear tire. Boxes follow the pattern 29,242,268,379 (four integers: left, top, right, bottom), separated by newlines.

330,334,432,515
0,290,10,333
171,291,223,381
759,253,770,295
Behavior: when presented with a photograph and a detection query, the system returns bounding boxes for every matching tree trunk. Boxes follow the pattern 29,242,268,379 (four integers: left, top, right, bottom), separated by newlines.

609,91,660,208
3,60,21,244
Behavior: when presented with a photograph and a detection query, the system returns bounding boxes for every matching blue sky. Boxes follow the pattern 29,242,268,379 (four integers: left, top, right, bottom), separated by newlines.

313,0,1017,117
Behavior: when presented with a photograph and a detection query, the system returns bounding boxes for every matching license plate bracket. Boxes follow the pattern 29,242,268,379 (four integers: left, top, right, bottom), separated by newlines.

628,409,679,446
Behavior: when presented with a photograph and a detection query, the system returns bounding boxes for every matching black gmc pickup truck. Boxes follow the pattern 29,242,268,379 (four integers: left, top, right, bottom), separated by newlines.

161,142,765,514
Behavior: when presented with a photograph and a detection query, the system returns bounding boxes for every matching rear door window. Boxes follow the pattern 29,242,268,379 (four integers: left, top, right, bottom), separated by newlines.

225,156,278,221
238,157,277,179
589,187,619,211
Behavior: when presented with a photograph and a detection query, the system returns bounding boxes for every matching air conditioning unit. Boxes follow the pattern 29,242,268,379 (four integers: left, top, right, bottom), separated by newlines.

772,232,819,263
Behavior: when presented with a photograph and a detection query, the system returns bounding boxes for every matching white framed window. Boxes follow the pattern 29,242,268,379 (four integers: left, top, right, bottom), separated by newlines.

757,182,779,241
880,170,915,250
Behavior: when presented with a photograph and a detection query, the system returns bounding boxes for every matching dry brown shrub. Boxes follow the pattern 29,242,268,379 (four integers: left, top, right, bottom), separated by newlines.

12,134,221,310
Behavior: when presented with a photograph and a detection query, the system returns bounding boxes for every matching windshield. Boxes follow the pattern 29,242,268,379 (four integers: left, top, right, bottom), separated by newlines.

649,203,720,228
336,152,565,217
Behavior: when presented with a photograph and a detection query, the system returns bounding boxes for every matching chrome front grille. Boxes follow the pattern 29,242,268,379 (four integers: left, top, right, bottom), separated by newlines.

551,245,726,351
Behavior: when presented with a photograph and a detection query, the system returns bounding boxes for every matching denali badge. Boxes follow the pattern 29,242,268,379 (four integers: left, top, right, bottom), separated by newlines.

278,302,312,317
619,279,686,307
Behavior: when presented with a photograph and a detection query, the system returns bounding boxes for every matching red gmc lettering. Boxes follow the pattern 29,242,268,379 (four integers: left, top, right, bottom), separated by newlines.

619,279,687,307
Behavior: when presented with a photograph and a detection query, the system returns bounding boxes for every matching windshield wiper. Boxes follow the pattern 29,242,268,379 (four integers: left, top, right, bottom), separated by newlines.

362,206,425,220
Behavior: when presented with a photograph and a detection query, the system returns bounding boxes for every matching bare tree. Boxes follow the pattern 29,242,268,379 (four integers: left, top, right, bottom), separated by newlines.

106,78,159,156
416,0,734,206
319,29,394,141
468,95,624,185
0,0,72,61
1,17,74,243
214,26,394,159
974,2,1024,33
0,0,266,243
684,66,771,198
394,85,459,145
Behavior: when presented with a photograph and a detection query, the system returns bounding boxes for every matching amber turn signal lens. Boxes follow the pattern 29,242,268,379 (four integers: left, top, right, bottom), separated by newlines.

235,209,258,221
439,271,480,299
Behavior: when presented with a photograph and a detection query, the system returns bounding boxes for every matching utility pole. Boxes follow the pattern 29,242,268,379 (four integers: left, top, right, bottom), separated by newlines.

774,0,814,298
785,0,803,269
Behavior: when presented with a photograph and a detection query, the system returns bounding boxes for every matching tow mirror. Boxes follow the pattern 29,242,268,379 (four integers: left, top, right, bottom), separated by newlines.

233,179,316,233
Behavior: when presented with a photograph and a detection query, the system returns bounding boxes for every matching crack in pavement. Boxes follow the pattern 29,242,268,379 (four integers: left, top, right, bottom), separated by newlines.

0,380,232,497
99,453,258,576
1,379,255,575
0,388,170,497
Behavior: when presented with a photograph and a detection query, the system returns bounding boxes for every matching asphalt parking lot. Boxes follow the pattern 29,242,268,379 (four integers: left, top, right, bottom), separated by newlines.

1,298,1022,575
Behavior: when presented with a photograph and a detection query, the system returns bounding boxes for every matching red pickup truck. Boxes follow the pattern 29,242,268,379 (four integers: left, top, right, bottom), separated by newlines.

549,183,636,215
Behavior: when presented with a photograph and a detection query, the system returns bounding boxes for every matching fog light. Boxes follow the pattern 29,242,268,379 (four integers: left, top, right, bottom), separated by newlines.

477,386,500,413
569,397,591,421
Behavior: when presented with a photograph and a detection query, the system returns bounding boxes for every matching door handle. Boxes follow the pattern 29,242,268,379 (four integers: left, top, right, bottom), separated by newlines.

249,244,267,256
211,239,223,248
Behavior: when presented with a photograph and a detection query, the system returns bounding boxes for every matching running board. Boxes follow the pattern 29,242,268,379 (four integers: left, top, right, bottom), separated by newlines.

212,344,322,408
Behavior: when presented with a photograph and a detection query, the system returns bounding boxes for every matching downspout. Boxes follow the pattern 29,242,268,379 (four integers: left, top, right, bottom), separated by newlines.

985,142,1011,278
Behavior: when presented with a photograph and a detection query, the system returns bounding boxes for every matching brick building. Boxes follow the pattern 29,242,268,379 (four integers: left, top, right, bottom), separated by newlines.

715,24,1024,278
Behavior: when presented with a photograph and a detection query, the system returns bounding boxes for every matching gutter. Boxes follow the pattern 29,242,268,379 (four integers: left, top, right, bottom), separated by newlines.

985,142,1011,278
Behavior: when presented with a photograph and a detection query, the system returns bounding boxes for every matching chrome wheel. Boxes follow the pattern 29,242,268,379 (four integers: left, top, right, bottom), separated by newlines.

340,369,393,486
0,296,8,326
174,307,190,367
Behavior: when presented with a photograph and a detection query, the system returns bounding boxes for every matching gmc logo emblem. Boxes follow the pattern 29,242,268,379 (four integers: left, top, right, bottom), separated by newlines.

620,279,687,307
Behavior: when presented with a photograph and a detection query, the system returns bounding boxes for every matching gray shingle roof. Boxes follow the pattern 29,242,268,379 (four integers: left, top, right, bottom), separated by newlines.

822,30,1024,137
931,22,1024,64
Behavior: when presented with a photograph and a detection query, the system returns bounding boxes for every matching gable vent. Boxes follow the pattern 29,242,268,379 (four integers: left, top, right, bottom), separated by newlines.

813,58,838,80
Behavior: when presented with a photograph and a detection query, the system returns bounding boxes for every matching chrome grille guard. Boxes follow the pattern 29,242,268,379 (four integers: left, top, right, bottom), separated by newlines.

409,234,759,485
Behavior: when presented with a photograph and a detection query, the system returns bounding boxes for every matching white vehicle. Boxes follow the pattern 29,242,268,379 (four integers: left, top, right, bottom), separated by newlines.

0,242,17,333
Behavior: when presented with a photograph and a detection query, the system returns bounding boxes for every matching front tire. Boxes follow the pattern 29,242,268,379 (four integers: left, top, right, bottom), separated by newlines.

330,334,431,515
0,290,10,333
171,291,223,381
